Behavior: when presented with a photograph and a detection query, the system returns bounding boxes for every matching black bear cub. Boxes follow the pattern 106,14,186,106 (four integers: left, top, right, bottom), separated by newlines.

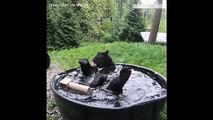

106,66,132,94
89,72,108,88
78,58,98,76
89,50,116,88
92,50,115,74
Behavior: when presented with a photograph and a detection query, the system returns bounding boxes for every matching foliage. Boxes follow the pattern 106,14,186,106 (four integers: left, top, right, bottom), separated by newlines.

47,0,82,50
120,8,146,42
47,0,166,49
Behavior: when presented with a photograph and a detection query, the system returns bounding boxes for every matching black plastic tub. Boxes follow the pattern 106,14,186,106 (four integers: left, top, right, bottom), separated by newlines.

51,63,167,120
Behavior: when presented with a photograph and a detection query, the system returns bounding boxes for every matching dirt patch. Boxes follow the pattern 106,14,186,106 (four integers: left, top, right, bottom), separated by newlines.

47,64,64,120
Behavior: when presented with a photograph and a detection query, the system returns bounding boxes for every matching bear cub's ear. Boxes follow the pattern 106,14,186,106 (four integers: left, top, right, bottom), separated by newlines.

104,50,109,55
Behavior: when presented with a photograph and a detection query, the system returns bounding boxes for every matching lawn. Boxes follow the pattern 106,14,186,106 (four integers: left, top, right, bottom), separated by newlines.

48,42,167,120
50,42,166,76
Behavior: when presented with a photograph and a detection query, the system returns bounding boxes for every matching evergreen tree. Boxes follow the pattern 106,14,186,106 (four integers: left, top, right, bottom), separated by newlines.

120,8,145,42
47,2,82,50
56,7,82,49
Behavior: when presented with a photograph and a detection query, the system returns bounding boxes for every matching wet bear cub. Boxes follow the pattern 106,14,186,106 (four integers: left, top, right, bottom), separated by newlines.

92,50,116,74
89,72,108,88
78,58,98,76
89,50,115,88
106,66,132,94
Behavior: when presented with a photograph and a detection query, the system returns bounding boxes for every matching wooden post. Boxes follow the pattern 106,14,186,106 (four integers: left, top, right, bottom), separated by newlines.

148,0,163,44
144,11,147,24
132,0,166,44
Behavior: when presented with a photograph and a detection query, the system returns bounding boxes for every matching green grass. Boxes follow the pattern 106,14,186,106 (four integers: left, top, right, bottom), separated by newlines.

47,115,55,120
159,18,166,32
48,99,57,110
49,42,166,77
48,42,167,120
47,99,58,120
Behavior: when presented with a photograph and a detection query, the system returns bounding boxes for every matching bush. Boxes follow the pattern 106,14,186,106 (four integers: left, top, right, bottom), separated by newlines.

100,31,113,43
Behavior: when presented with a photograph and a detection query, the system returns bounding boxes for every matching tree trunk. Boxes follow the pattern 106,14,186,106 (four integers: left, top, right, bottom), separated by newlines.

148,0,163,44
119,0,123,18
